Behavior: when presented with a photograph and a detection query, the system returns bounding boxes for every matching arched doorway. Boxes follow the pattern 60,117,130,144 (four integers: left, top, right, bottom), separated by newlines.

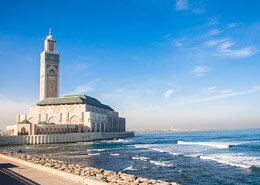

28,117,37,124
48,116,58,124
70,116,81,124
21,127,27,135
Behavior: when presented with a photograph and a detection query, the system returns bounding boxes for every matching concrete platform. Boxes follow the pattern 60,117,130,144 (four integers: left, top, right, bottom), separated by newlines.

0,156,83,185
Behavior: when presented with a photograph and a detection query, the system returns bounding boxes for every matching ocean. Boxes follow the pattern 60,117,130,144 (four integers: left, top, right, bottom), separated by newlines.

3,129,260,184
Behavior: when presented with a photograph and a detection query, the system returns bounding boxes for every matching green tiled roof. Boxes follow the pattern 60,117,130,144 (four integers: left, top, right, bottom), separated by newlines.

19,120,31,124
37,95,114,111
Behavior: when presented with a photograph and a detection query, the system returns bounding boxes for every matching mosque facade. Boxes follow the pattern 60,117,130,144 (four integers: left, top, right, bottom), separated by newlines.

6,29,126,136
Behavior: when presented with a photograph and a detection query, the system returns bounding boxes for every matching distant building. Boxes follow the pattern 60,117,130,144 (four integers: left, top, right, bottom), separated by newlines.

6,29,126,136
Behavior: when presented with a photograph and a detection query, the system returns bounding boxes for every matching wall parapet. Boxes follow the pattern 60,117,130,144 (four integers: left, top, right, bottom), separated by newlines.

0,132,134,146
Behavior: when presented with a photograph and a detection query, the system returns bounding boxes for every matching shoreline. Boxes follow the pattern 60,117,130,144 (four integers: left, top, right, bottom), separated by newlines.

0,149,178,185
0,132,135,146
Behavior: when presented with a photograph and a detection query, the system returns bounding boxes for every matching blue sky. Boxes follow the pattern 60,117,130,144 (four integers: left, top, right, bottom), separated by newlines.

0,0,260,130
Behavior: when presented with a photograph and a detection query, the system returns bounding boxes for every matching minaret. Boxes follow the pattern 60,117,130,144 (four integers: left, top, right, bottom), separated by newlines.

40,28,60,101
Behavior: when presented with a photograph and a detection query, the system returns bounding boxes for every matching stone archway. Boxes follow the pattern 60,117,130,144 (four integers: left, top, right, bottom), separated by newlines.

70,116,81,124
48,116,58,124
28,117,37,124
21,127,27,135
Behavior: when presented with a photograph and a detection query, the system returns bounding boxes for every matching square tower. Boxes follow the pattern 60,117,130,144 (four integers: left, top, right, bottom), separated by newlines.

40,28,60,101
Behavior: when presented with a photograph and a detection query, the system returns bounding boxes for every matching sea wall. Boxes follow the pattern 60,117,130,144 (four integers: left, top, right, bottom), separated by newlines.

0,132,134,146
0,150,178,185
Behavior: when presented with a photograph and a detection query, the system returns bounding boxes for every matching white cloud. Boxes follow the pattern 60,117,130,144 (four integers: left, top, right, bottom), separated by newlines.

164,89,174,99
175,42,183,47
218,41,234,50
205,38,230,47
228,23,241,28
74,63,88,71
175,0,204,14
115,88,125,93
206,38,258,58
146,89,151,94
164,34,183,47
175,0,188,10
207,18,220,25
195,86,260,103
192,8,204,14
216,41,258,58
204,87,216,92
100,85,260,130
63,80,98,96
207,29,221,36
221,89,233,94
192,66,211,76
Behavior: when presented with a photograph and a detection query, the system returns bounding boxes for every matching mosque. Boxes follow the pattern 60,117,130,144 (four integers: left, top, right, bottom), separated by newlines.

6,29,126,136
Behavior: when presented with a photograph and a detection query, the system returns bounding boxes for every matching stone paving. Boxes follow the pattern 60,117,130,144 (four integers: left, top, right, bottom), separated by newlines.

0,156,83,185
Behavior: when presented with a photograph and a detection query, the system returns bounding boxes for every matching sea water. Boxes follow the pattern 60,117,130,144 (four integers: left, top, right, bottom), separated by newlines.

4,129,260,184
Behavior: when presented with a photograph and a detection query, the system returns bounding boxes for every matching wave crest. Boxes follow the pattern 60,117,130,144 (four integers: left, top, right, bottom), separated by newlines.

177,141,231,149
149,160,173,167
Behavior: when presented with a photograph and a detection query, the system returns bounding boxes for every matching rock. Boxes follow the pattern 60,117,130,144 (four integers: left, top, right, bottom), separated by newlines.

103,170,114,176
45,163,55,167
59,167,66,171
40,161,46,165
0,149,174,185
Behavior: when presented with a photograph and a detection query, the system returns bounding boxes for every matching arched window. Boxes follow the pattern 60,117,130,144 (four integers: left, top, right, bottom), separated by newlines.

21,127,26,135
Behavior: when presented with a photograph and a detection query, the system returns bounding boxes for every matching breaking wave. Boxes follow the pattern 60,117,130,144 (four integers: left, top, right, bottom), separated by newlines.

199,153,260,170
110,153,120,156
102,139,130,143
87,149,106,152
122,163,137,171
150,148,180,156
149,160,174,167
88,153,100,156
132,156,149,161
177,141,239,149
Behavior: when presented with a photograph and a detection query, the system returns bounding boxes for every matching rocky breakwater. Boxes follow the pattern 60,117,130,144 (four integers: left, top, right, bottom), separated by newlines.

0,149,178,185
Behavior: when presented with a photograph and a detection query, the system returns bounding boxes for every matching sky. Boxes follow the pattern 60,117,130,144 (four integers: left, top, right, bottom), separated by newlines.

0,0,260,131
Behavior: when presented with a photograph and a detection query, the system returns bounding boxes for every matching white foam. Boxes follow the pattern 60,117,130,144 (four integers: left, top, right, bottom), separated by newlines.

150,148,167,153
199,153,260,169
134,144,156,149
132,156,149,161
185,154,200,158
177,141,232,149
110,153,120,156
134,144,181,156
103,139,129,143
123,163,137,171
149,160,173,167
151,148,181,156
88,153,100,156
87,149,106,152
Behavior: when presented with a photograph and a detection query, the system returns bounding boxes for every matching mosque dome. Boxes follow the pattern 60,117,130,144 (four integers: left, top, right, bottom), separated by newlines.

46,27,55,40
46,34,54,40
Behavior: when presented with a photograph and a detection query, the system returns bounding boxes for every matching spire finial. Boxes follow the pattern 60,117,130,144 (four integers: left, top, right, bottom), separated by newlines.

49,27,52,35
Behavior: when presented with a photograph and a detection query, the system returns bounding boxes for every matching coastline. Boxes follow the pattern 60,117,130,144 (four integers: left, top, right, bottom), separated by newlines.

0,149,178,185
0,132,135,146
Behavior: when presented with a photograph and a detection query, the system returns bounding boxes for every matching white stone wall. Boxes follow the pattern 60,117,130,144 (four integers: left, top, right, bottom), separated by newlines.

5,125,18,136
0,132,134,145
16,103,126,135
